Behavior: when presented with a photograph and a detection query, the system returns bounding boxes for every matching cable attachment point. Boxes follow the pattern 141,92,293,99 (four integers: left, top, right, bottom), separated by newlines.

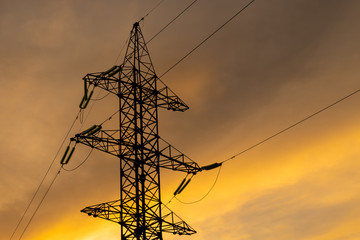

200,162,222,171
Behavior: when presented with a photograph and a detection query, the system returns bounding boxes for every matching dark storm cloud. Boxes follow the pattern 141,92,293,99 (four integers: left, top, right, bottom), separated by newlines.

149,0,360,164
2,1,360,239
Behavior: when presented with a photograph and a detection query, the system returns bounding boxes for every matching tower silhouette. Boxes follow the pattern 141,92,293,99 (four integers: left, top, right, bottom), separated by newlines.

70,22,202,239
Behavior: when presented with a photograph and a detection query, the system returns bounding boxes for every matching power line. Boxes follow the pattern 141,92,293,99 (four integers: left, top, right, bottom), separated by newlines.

147,0,199,44
139,0,166,22
222,88,360,164
113,38,129,66
91,92,111,101
10,75,104,239
9,110,80,240
159,0,256,78
115,0,200,69
115,0,199,64
100,109,120,125
115,0,165,65
12,57,118,239
18,167,62,240
174,88,360,205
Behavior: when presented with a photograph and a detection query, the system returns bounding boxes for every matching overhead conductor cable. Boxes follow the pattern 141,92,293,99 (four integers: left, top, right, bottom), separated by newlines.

159,0,256,78
9,110,81,240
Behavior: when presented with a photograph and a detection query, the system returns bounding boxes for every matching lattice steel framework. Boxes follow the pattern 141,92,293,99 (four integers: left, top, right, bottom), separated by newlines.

71,22,201,239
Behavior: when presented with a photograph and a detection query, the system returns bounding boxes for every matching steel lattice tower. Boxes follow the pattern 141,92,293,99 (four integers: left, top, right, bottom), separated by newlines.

70,22,202,239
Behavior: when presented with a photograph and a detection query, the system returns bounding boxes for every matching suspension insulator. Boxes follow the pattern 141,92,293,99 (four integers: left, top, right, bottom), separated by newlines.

80,125,97,135
101,66,117,76
201,162,222,171
79,94,86,109
173,178,187,196
107,67,121,77
87,125,102,135
83,78,88,98
80,90,94,109
63,146,76,165
177,178,191,194
60,146,70,164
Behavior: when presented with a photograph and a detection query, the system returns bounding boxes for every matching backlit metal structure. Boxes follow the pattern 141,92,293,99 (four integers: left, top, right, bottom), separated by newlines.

70,22,202,239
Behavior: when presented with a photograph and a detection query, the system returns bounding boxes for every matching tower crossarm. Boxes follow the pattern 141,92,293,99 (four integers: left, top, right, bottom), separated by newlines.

155,78,189,112
81,198,197,236
72,130,123,158
83,70,189,112
72,130,201,174
83,70,121,96
161,203,197,235
157,138,201,174
81,199,121,224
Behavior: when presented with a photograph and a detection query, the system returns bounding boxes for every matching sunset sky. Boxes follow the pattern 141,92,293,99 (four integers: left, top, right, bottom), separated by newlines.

1,0,360,239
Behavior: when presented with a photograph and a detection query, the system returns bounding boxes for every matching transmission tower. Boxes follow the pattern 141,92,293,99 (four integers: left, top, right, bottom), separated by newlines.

69,22,202,239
